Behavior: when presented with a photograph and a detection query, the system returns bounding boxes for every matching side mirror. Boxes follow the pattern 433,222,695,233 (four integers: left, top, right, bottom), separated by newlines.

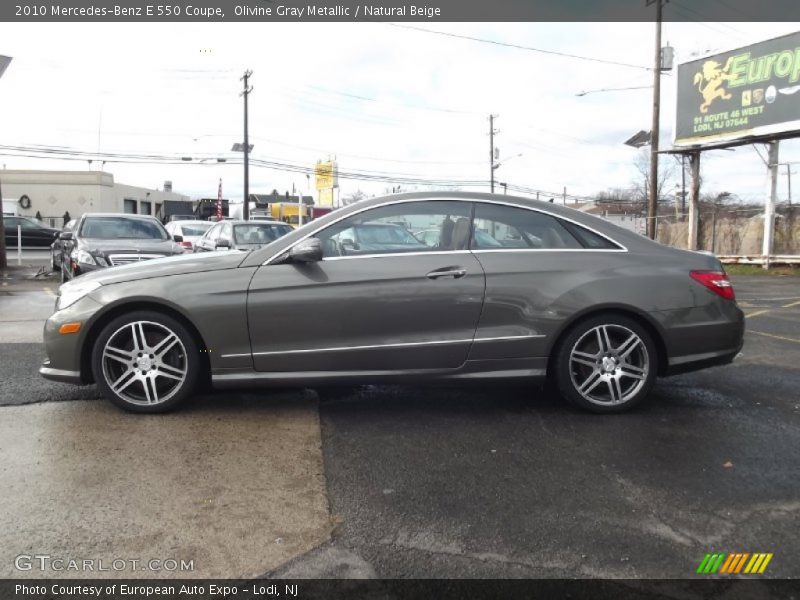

288,238,322,263
59,231,73,241
215,239,231,249
173,234,183,243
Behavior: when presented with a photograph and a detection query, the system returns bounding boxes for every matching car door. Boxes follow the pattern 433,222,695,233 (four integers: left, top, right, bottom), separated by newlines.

53,220,75,267
4,217,21,247
218,222,233,250
246,200,486,373
195,223,220,252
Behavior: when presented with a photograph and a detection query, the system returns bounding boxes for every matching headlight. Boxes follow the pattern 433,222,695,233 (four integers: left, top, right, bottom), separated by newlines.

57,280,101,311
74,249,96,265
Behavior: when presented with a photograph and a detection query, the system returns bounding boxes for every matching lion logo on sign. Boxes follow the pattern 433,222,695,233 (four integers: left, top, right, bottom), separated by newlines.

693,58,733,113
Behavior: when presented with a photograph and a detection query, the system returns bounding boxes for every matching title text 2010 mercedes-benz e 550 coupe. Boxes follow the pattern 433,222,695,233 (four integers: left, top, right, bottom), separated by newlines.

39,193,744,414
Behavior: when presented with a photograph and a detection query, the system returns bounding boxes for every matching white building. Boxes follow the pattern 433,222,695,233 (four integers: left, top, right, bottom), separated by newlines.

1,169,190,226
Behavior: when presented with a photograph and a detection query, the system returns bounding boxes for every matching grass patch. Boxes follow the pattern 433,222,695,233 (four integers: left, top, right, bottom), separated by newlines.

725,264,800,276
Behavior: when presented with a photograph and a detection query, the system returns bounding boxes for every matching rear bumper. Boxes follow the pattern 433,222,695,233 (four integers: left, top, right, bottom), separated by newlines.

653,300,744,376
664,345,742,376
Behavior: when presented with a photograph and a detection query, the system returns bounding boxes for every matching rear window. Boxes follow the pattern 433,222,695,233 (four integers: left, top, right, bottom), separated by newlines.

180,224,213,236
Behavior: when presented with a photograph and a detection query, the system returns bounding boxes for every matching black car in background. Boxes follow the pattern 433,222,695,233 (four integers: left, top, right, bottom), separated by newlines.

56,213,185,281
3,215,60,248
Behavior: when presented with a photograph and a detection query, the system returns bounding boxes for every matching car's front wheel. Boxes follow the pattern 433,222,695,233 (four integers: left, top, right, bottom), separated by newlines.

91,311,200,413
553,314,657,413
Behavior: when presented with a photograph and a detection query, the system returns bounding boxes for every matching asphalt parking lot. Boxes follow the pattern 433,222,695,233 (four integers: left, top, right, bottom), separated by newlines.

0,269,798,579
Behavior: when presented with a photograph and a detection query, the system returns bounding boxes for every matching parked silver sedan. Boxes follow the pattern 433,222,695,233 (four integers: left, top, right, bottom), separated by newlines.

39,192,744,414
193,219,293,252
164,220,214,251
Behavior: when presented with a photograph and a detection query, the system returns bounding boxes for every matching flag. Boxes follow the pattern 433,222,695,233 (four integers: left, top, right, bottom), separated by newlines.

216,178,223,222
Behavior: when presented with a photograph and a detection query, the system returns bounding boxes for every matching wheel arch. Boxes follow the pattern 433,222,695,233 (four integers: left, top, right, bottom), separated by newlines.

546,304,669,378
80,300,211,385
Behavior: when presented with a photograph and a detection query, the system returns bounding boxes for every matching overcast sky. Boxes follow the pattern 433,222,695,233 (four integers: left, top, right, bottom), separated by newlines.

1,21,799,204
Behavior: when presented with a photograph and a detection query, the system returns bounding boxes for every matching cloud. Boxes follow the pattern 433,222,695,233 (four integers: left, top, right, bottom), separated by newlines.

0,21,798,203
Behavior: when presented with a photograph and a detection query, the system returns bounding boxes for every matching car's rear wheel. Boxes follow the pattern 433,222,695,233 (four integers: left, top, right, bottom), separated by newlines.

91,311,200,413
553,314,657,413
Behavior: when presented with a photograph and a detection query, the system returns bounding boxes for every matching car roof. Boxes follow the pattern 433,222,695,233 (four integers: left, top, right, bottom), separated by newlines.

230,220,287,226
170,220,213,226
81,213,161,221
346,192,656,250
239,191,665,269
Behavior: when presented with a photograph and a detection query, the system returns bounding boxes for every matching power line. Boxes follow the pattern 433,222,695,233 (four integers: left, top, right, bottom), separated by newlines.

667,2,750,39
706,0,761,22
388,24,653,71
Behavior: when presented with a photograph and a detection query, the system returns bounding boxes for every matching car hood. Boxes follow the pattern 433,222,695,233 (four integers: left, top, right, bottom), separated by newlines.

73,249,249,285
80,238,183,254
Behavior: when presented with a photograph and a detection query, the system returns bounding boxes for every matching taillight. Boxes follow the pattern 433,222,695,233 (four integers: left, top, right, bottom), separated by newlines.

180,241,193,249
690,270,735,301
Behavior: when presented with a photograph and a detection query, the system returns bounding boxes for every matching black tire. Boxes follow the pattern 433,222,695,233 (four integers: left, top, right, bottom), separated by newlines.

91,310,200,413
552,314,658,414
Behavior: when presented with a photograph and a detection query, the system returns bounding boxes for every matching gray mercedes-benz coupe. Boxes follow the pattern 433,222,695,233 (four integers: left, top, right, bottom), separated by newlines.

39,192,744,414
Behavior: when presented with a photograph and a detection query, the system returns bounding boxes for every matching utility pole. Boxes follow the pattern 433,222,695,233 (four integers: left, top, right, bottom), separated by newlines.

241,70,253,221
763,141,779,269
646,0,663,240
489,114,498,193
687,152,701,250
786,163,794,205
0,55,12,270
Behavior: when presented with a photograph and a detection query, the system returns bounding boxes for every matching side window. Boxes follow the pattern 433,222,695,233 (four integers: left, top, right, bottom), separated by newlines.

561,220,622,250
317,201,472,258
471,204,582,250
221,222,232,240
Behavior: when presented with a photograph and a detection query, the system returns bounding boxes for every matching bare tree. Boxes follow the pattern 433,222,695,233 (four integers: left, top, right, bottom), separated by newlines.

342,189,367,205
631,148,676,207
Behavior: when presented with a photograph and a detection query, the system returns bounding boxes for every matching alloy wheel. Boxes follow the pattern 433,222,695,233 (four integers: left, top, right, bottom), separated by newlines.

101,320,188,406
568,324,649,407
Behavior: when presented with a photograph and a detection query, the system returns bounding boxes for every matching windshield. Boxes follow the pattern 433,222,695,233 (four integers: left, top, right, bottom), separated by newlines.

80,217,168,240
357,224,419,245
180,223,213,236
234,223,293,245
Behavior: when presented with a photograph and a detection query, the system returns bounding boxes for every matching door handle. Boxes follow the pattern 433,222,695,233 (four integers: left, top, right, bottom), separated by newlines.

426,268,466,280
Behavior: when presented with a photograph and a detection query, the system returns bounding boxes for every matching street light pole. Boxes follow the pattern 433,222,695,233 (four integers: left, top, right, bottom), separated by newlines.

646,0,663,240
241,70,253,221
0,55,13,270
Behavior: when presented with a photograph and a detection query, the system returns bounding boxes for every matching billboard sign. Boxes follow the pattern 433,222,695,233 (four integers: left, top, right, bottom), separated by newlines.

315,160,338,191
674,31,800,148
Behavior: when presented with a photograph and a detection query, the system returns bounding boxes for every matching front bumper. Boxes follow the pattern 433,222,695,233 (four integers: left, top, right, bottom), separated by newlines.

40,294,104,384
39,362,84,384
